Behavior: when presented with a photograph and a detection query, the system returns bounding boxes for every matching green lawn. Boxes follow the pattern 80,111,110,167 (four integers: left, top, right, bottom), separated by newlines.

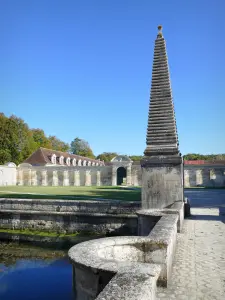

0,186,141,201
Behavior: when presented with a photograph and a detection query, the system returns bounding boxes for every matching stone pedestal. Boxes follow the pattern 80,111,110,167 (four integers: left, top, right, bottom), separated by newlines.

141,157,183,209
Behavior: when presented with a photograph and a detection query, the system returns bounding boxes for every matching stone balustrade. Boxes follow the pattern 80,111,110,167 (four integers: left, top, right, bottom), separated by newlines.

68,202,184,300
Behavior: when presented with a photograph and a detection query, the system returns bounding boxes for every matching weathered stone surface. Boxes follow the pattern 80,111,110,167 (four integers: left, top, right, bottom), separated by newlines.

144,26,179,157
0,198,140,214
0,209,138,234
140,26,183,210
141,165,183,209
96,265,161,300
68,211,179,299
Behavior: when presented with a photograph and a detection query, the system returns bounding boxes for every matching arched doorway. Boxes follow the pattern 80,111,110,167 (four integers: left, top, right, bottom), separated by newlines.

117,167,127,185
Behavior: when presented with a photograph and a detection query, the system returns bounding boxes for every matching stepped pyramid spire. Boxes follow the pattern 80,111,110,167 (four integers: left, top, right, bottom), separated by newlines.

144,25,180,158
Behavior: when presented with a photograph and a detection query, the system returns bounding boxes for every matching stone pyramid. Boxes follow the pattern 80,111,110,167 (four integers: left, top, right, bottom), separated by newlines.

144,26,181,159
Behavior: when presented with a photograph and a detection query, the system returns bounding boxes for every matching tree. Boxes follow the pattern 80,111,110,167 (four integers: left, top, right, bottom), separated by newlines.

31,129,51,149
8,115,38,163
0,114,38,164
0,149,11,165
96,152,118,162
70,137,95,158
48,135,69,152
129,155,143,161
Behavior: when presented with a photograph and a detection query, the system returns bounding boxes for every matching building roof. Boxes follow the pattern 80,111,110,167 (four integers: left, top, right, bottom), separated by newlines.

24,147,104,166
144,25,180,157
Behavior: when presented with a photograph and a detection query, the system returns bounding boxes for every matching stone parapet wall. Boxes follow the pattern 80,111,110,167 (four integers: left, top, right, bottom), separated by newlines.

0,198,140,214
184,165,225,187
68,202,184,300
1,164,225,187
16,166,112,187
0,198,140,234
0,210,138,235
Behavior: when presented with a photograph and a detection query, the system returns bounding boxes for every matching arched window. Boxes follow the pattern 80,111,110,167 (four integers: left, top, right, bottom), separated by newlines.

59,156,64,165
78,159,82,166
87,161,91,166
93,162,96,166
51,154,56,164
66,157,71,166
72,159,76,166
83,160,87,166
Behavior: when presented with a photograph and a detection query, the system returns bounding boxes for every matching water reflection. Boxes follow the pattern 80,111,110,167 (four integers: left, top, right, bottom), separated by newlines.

0,244,73,300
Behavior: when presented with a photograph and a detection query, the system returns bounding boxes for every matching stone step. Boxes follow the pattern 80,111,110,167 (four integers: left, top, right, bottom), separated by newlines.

151,85,171,90
147,135,177,141
149,99,173,104
148,115,175,120
150,102,174,109
152,69,169,74
149,113,174,118
147,126,176,131
147,140,178,145
149,108,174,113
146,131,176,136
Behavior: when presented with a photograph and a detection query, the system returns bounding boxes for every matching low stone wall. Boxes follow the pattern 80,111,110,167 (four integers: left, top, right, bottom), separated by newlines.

0,198,140,214
184,165,225,187
1,163,225,187
68,202,184,300
0,198,139,235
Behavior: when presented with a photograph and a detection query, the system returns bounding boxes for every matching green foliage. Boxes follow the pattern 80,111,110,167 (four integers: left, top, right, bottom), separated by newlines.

70,137,95,158
0,114,38,164
0,149,11,164
183,153,225,161
31,128,51,149
48,135,70,152
96,152,118,162
129,155,143,161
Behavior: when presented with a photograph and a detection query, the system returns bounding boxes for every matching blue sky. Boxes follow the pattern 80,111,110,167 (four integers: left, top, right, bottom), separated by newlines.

1,0,224,156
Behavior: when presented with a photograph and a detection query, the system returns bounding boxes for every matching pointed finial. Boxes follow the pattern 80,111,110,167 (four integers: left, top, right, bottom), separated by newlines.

157,25,163,37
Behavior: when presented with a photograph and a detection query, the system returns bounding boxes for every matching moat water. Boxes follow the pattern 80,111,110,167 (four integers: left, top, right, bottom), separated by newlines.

0,243,73,300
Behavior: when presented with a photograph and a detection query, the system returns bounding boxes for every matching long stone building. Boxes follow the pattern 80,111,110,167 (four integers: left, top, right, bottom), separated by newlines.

0,155,225,187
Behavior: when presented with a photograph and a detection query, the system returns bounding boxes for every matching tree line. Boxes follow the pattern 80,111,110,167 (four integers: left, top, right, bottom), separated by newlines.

0,113,224,165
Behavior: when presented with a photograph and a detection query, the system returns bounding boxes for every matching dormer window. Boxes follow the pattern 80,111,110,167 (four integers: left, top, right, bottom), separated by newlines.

87,161,91,166
59,156,64,165
72,159,76,166
51,154,56,164
93,162,96,166
66,157,71,166
78,159,82,166
83,160,87,166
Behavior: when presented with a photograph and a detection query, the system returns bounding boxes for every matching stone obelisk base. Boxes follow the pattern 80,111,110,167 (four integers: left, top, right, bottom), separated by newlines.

141,156,184,209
